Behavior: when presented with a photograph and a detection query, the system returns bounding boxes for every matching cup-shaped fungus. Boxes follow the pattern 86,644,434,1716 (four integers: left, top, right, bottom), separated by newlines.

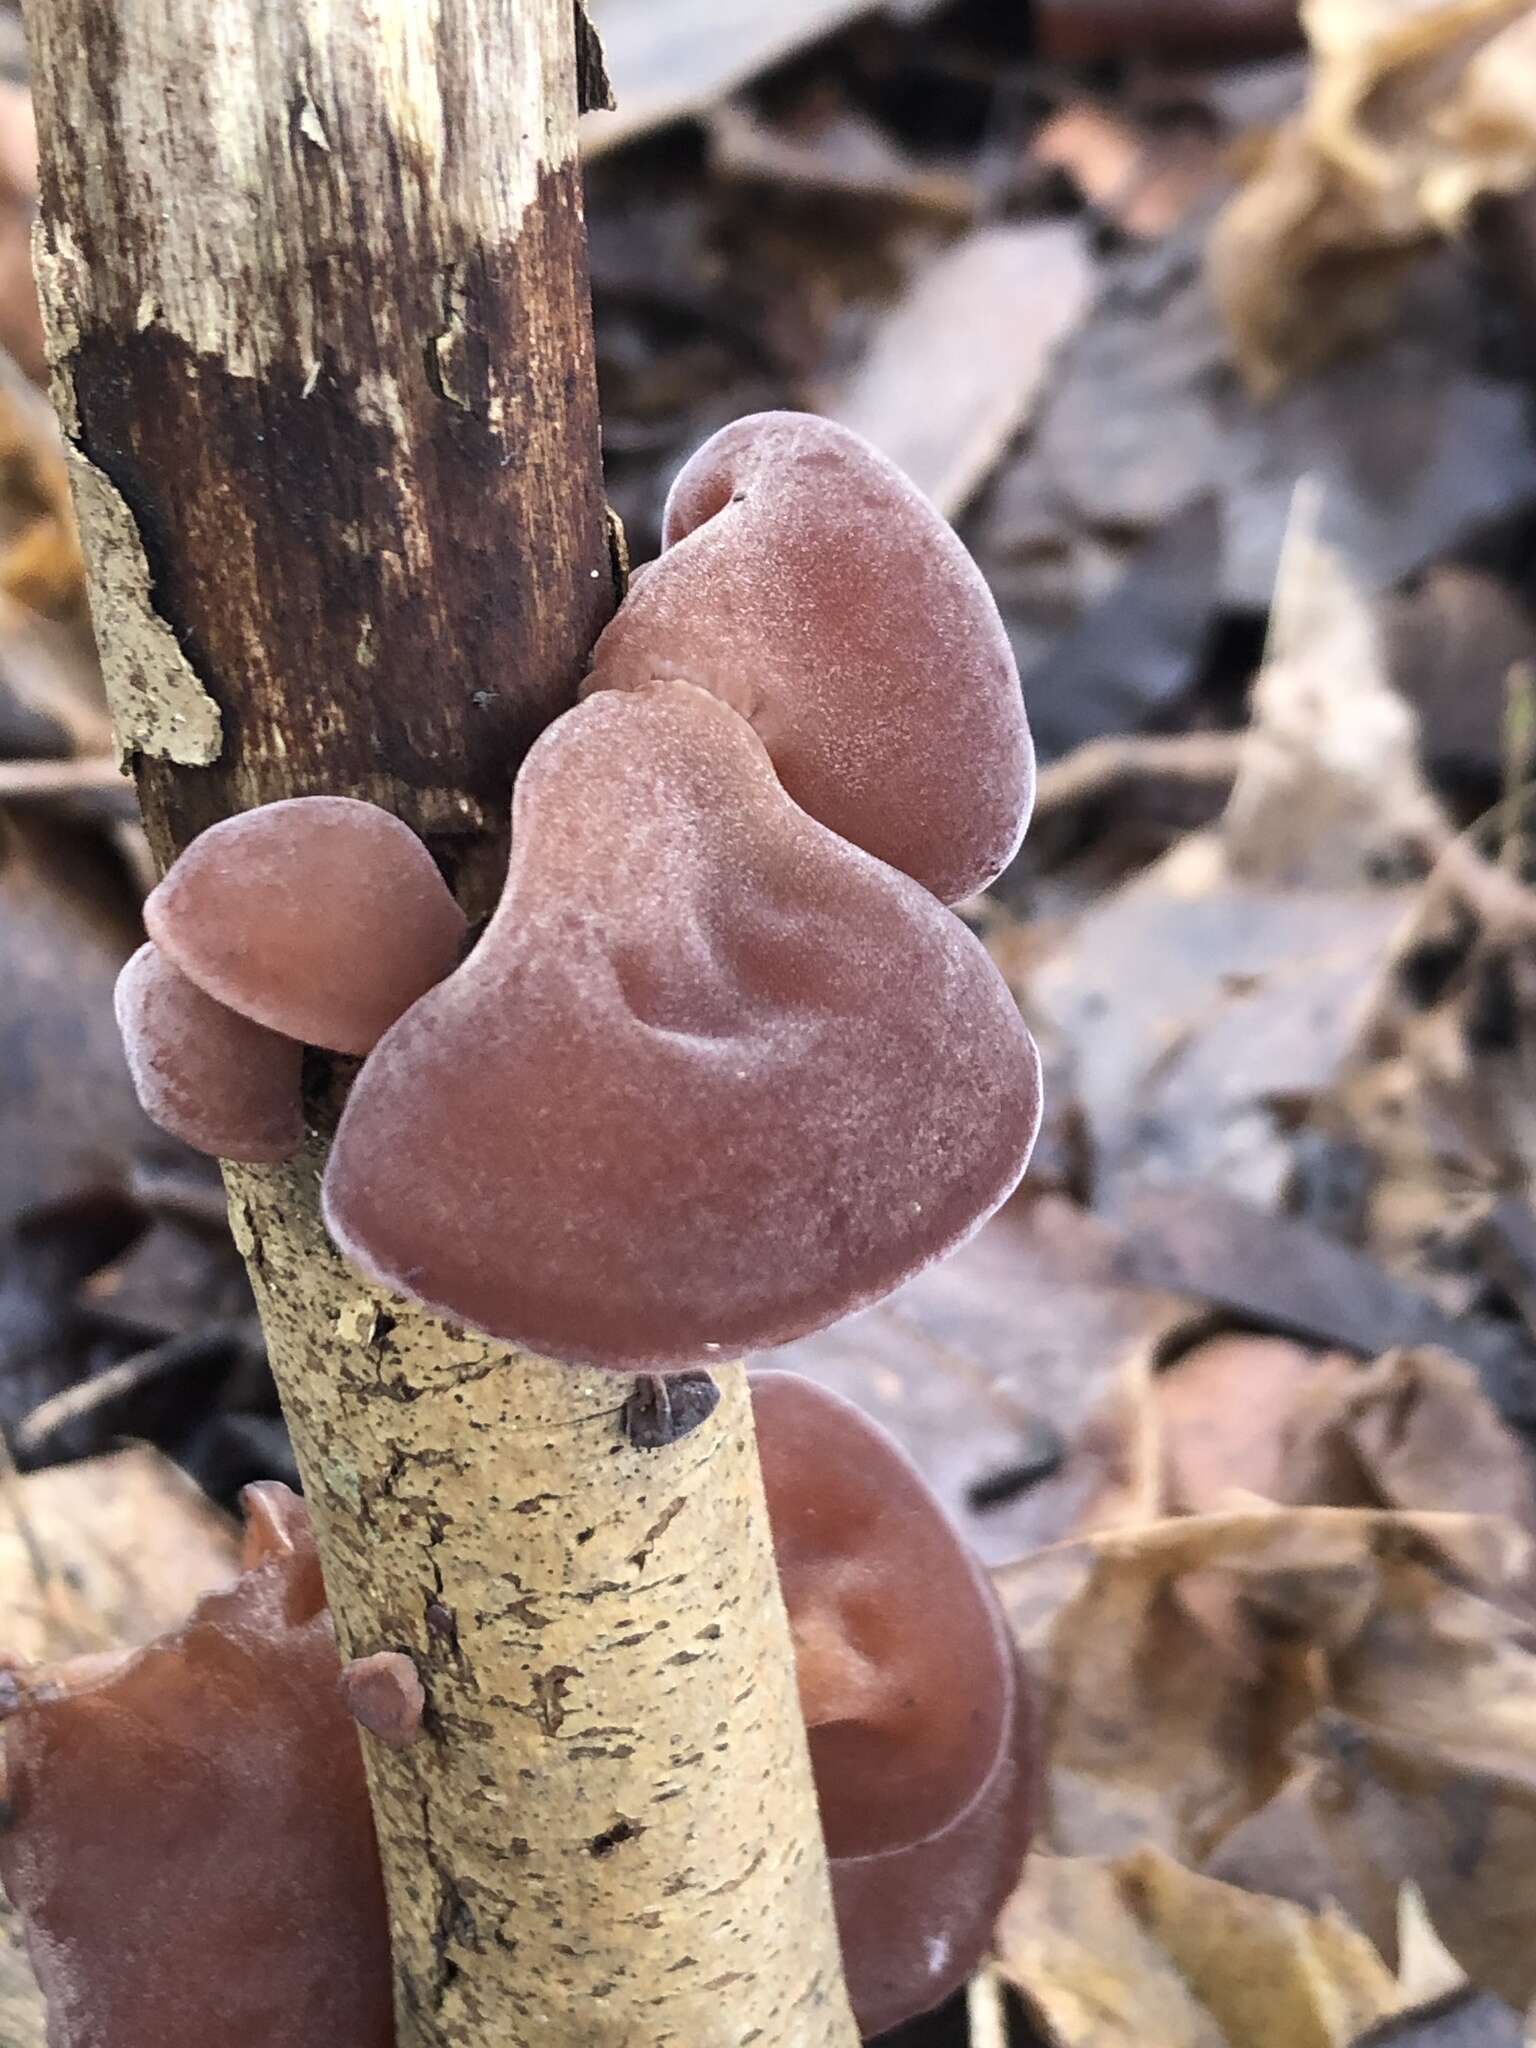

750,1372,1023,1857
830,1651,1036,2038
323,682,1041,1371
115,940,304,1162
144,794,466,1056
0,1483,392,2048
583,411,1034,905
752,1373,1036,2034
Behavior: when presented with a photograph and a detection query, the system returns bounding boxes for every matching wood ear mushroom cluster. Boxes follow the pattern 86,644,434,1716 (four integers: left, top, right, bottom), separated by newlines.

2,1384,1035,2044
97,413,1043,2037
119,413,1042,1375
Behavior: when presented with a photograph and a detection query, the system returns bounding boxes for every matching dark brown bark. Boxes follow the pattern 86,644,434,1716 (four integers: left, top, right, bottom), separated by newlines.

27,0,615,902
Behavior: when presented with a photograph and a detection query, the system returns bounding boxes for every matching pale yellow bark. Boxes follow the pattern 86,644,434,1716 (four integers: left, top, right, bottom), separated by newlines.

227,1142,856,2046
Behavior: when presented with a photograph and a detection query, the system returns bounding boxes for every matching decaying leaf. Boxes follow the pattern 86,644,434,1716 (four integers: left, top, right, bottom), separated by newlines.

0,813,155,1229
765,1192,1188,1562
827,222,1095,520
1028,832,1412,1210
1209,0,1536,390
1119,1188,1536,1420
997,1845,1402,2048
1223,482,1445,889
0,1446,238,1664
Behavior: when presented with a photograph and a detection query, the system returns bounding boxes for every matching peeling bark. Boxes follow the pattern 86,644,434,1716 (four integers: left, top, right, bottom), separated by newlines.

23,2,857,2041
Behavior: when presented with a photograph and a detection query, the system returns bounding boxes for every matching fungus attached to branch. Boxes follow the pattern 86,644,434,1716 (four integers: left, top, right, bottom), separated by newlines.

323,682,1041,1370
830,1651,1036,2039
751,1373,1036,2035
115,940,305,1162
751,1372,1021,1855
0,1483,392,2048
2,1418,1034,2045
584,411,1035,905
144,794,466,1056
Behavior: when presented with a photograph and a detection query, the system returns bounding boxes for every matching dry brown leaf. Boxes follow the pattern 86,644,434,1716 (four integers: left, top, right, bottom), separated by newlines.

1223,482,1444,888
1279,1347,1536,1560
0,1447,238,1665
1158,1334,1355,1514
1029,831,1412,1209
1209,0,1536,390
996,1846,1402,2048
0,368,87,626
765,1192,1188,1562
826,222,1095,519
997,1501,1527,1876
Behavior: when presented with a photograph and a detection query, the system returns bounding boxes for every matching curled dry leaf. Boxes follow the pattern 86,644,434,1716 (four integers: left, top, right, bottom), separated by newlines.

996,1844,1402,2048
1209,0,1536,391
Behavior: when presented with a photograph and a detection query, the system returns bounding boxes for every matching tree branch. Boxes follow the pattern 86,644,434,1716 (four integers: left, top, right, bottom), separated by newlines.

23,2,857,2040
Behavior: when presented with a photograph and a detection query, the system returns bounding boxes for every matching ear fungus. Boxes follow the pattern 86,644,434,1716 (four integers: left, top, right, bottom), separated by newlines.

750,1371,1017,1858
3,1431,1033,2045
322,684,1041,1370
830,1652,1036,2038
583,411,1034,906
115,941,305,1163
0,1483,392,2048
751,1373,1035,2035
144,795,466,1057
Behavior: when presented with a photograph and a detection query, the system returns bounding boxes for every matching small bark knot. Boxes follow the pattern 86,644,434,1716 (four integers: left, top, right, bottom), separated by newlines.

340,1650,426,1749
622,1371,721,1450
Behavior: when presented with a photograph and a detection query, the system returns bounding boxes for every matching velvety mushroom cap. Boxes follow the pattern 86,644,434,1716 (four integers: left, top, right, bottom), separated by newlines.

751,1371,1018,1860
143,795,466,1056
831,1637,1037,2037
0,1483,391,2048
115,941,304,1163
323,682,1041,1371
583,411,1034,905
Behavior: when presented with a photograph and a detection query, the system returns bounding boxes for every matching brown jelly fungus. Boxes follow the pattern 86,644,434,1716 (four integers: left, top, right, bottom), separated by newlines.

0,1483,392,2048
323,684,1040,1370
584,411,1034,905
144,794,466,1056
115,941,304,1162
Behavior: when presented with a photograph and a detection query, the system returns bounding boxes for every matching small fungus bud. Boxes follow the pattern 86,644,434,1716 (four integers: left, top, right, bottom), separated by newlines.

750,1372,1021,1860
144,795,466,1056
323,683,1041,1370
340,1650,426,1749
115,941,304,1163
584,411,1034,905
0,1482,391,2048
